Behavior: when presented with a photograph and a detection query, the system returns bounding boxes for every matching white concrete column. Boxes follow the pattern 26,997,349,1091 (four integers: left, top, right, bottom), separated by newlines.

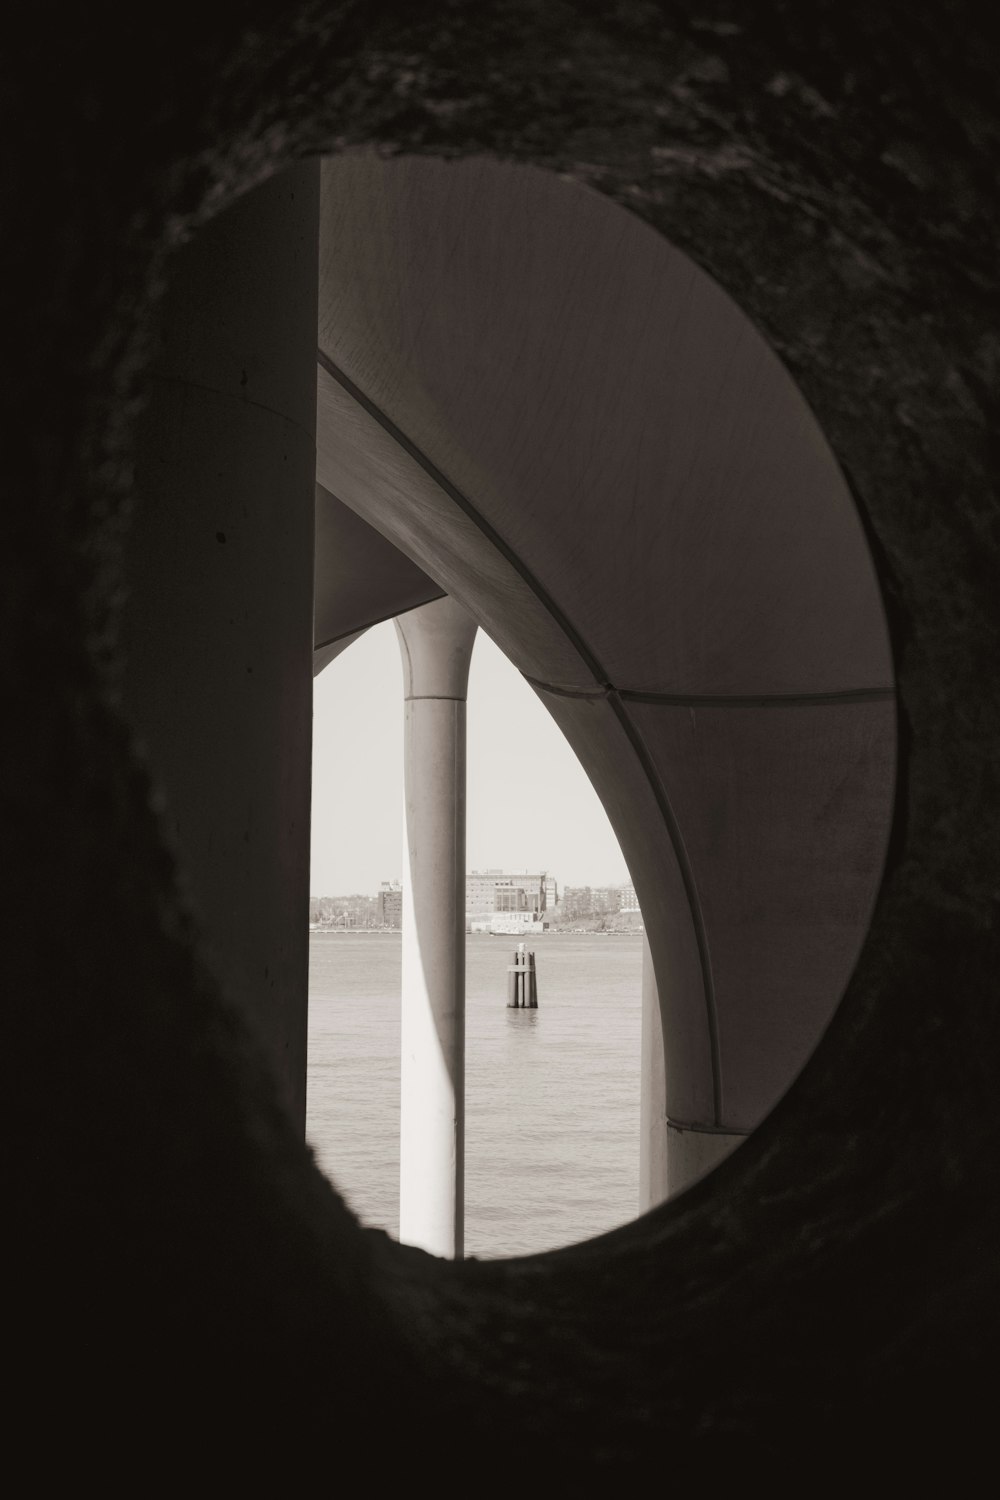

395,597,478,1258
639,933,669,1212
640,932,746,1205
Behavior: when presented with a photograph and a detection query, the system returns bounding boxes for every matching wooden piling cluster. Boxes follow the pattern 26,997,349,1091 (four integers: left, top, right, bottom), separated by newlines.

507,942,538,1008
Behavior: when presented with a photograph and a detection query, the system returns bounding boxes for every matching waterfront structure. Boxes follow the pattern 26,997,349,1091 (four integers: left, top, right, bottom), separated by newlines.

465,869,557,924
560,885,625,920
469,912,547,936
554,882,641,918
465,868,505,916
376,881,402,930
506,945,538,1009
311,893,379,929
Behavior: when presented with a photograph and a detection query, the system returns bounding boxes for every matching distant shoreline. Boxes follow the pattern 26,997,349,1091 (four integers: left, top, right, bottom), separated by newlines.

308,926,643,937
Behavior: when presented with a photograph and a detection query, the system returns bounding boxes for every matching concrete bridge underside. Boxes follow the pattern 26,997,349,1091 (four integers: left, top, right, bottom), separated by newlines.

312,154,895,1195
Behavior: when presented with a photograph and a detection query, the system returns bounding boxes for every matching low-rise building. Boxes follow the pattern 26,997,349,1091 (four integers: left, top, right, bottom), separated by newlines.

377,880,403,929
469,911,548,936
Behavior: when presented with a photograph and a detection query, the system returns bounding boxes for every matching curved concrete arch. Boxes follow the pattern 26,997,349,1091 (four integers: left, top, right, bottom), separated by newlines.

313,152,896,1165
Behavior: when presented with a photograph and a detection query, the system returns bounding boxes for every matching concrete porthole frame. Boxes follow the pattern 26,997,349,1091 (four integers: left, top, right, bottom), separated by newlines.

9,3,999,1479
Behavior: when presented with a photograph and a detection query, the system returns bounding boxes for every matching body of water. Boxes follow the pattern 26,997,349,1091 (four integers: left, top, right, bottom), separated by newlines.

307,930,643,1258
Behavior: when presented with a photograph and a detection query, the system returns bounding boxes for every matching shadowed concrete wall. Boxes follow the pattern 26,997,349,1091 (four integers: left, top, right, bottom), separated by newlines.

314,480,444,656
120,164,319,1127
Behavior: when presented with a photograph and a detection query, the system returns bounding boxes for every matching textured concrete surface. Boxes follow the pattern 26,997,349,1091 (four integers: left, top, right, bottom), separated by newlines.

5,0,999,1481
121,162,319,1128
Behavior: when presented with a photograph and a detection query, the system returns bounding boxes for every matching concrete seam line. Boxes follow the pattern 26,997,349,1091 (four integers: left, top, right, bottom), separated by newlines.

523,677,609,699
526,680,896,705
619,687,896,706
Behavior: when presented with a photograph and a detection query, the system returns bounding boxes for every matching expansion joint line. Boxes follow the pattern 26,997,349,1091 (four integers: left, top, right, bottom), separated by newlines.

523,679,895,707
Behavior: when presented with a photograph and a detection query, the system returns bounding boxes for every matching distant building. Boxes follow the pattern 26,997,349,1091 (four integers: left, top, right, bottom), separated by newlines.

561,885,621,919
558,883,642,929
310,892,380,928
465,869,558,926
466,869,505,916
494,882,528,913
614,880,644,932
377,880,402,929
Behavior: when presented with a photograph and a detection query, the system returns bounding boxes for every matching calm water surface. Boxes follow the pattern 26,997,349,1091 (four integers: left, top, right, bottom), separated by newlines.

307,931,642,1258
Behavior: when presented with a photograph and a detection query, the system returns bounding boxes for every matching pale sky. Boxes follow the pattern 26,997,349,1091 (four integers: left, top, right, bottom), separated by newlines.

310,621,631,897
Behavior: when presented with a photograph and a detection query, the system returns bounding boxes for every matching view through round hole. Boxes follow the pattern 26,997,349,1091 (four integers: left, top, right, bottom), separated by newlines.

308,152,896,1256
